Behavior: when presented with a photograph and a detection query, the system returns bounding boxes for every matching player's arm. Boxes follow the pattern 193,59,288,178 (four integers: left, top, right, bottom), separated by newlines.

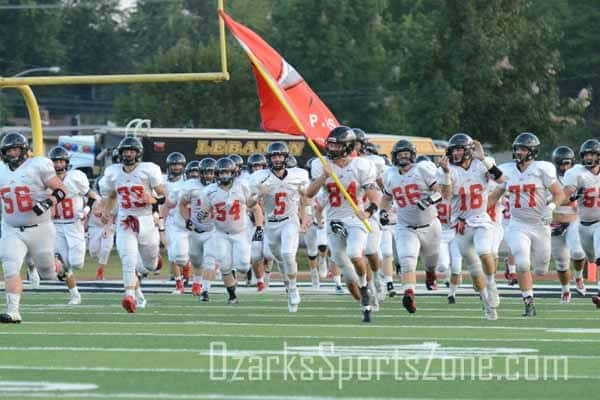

488,185,506,207
32,176,67,216
100,191,117,225
306,163,331,198
437,155,452,199
549,181,565,210
363,183,381,218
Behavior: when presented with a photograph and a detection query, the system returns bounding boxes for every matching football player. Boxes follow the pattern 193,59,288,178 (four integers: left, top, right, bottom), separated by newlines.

562,139,600,308
198,157,260,304
550,146,586,303
307,126,380,323
489,132,564,317
381,139,441,315
161,152,190,294
250,142,310,312
438,133,504,320
101,136,165,313
179,158,217,300
49,146,97,305
0,132,68,323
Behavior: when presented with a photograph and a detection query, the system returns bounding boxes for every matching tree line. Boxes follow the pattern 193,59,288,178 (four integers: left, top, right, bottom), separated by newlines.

0,0,598,152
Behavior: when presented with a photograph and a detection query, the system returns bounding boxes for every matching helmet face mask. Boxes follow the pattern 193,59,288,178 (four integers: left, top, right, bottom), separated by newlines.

166,152,186,178
512,132,540,164
579,139,600,169
228,154,244,177
446,133,474,165
216,157,235,186
1,132,29,168
551,146,575,175
266,142,289,171
198,158,217,185
118,137,143,166
391,139,416,168
184,161,201,180
247,153,267,173
326,126,356,159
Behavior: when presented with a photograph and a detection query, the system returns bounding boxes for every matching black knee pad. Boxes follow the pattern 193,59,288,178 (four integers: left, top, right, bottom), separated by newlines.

307,255,318,260
318,245,328,253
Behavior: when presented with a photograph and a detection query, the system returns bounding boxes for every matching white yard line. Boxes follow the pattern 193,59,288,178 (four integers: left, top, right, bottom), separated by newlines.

0,346,597,360
20,310,600,321
0,331,598,343
18,320,582,331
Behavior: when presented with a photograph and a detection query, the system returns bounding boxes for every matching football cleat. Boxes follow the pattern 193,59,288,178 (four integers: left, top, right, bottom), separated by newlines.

448,295,456,304
121,295,137,313
227,297,239,305
575,278,586,296
484,305,498,321
592,295,600,309
425,271,438,291
369,288,380,312
402,289,416,313
522,297,536,317
560,291,572,304
359,286,370,308
200,291,209,302
362,308,371,323
335,285,345,295
257,281,267,293
386,281,397,297
67,293,81,305
0,312,22,324
191,282,202,296
95,266,105,280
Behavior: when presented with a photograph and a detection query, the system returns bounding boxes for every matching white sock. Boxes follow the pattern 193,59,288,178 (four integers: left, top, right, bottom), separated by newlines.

288,278,297,290
562,285,570,293
125,289,135,297
508,264,516,274
403,283,416,292
333,275,342,286
575,270,583,279
384,275,393,284
257,276,264,283
6,293,20,314
358,274,367,288
449,283,458,297
486,274,496,285
135,287,144,299
522,290,534,299
69,287,79,296
193,275,201,284
368,280,376,293
480,287,489,301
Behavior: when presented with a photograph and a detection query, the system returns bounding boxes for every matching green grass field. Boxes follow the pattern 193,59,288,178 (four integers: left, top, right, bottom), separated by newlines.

1,288,599,400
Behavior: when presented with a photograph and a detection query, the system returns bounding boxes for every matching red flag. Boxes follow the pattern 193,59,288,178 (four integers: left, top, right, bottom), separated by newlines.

220,10,338,147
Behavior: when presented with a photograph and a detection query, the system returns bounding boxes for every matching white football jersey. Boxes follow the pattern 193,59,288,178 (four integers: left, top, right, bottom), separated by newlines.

563,164,600,222
486,180,505,224
442,159,491,225
499,161,557,224
311,157,376,222
383,161,438,226
555,171,577,216
249,168,309,221
103,162,163,217
53,169,89,222
368,154,387,180
99,163,121,197
179,179,214,232
164,174,186,225
0,157,56,226
201,180,251,234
